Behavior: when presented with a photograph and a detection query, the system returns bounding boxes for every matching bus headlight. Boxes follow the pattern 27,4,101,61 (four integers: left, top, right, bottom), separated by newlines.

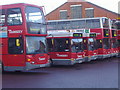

71,58,75,61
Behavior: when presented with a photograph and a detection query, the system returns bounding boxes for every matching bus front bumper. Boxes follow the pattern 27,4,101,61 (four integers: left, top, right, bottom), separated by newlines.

26,62,50,70
4,62,50,72
52,58,84,65
97,54,111,59
84,55,97,62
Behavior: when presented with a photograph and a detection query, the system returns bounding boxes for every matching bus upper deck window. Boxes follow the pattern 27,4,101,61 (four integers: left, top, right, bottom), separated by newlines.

47,22,57,30
103,29,109,37
7,8,22,26
0,9,5,26
25,6,46,34
102,18,109,28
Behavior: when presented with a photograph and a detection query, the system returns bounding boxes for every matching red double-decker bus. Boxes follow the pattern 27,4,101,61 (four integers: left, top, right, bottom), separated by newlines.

47,17,117,65
47,20,85,65
0,3,50,71
110,19,119,57
47,18,103,65
88,17,112,59
69,18,99,61
83,33,98,61
115,20,120,57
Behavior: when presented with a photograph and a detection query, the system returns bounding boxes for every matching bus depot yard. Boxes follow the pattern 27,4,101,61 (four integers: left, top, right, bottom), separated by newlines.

0,3,120,72
2,57,118,88
0,2,120,88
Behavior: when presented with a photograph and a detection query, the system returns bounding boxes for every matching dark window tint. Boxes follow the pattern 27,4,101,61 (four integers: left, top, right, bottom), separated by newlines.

103,38,110,49
47,38,54,52
112,30,117,37
111,38,118,48
93,39,97,50
115,21,120,29
118,40,120,47
8,38,23,54
54,38,70,52
7,8,22,25
0,9,5,26
83,38,87,50
103,29,109,37
96,39,103,49
111,20,117,29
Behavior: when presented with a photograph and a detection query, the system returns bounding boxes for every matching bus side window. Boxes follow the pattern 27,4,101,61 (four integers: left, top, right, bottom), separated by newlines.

7,8,22,26
96,39,102,49
0,9,5,26
8,38,23,54
47,39,54,52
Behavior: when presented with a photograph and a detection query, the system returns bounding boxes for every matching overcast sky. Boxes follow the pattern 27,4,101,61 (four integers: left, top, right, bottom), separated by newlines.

0,0,119,14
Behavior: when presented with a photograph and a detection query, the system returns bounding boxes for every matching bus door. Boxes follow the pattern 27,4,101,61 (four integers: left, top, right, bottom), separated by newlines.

83,38,89,62
92,38,98,60
88,38,96,61
6,37,25,67
118,39,120,57
103,38,111,58
111,29,118,56
96,39,103,59
89,33,98,60
103,28,111,58
111,38,118,56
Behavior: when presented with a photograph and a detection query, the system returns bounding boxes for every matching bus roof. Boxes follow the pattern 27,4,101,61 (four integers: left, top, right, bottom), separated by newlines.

0,3,43,9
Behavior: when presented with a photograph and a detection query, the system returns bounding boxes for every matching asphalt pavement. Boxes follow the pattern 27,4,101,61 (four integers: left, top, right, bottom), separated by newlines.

2,57,119,88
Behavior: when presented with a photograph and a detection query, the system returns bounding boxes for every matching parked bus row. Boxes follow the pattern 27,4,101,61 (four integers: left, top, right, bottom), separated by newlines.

0,3,120,72
47,17,120,65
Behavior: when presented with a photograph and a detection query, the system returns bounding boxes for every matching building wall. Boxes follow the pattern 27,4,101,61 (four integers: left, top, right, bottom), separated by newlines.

46,2,118,20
